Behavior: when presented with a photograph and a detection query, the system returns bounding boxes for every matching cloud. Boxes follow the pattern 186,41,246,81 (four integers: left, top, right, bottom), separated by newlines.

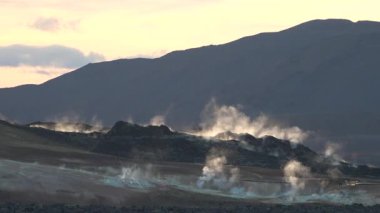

31,17,60,32
30,17,81,32
34,70,52,76
0,45,104,68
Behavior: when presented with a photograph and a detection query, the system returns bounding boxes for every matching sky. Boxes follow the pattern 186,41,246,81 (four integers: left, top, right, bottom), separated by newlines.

1,0,380,88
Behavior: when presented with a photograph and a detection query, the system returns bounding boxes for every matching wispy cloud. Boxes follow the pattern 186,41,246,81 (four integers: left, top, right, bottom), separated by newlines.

31,17,60,32
30,17,81,32
0,45,104,68
35,70,54,76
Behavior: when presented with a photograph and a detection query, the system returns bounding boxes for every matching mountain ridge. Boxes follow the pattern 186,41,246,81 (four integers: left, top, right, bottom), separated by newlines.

2,19,380,123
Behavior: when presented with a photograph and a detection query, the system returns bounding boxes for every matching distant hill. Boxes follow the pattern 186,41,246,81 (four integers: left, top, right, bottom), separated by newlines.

1,19,380,164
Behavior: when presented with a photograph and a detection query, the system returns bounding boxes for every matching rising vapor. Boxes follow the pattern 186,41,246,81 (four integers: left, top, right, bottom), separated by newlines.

149,115,166,126
197,151,240,191
283,160,311,198
194,100,308,144
29,116,106,133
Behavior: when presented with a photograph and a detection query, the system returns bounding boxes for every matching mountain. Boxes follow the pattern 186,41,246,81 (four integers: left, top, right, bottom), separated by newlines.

1,19,380,164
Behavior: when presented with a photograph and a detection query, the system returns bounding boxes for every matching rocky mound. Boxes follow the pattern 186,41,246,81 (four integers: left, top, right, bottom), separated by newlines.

106,121,174,137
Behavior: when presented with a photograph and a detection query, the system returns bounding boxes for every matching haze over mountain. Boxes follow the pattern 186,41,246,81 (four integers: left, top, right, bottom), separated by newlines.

1,19,380,164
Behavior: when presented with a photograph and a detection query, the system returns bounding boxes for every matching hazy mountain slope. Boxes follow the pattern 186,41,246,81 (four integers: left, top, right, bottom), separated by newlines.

1,19,380,136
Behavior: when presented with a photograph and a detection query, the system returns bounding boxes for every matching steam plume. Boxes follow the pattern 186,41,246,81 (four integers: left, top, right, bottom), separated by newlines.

29,115,105,133
149,115,166,126
0,113,7,121
118,164,154,188
324,143,345,165
197,151,240,191
283,160,311,198
195,100,308,144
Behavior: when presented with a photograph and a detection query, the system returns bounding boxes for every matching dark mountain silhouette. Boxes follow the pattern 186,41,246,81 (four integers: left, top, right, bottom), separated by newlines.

1,19,380,164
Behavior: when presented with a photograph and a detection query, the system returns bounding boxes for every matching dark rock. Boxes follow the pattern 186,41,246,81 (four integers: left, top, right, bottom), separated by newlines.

106,121,175,137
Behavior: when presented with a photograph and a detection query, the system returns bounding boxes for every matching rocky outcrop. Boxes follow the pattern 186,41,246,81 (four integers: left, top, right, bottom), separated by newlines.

106,121,175,137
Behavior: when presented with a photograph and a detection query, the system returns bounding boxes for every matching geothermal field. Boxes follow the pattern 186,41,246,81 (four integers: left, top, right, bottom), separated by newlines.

1,112,380,212
2,17,380,212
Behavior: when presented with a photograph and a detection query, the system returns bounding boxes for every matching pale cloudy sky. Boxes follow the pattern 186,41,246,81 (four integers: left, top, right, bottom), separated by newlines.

1,0,379,88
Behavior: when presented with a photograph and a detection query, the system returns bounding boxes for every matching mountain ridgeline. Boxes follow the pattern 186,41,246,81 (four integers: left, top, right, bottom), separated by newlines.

1,19,380,164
